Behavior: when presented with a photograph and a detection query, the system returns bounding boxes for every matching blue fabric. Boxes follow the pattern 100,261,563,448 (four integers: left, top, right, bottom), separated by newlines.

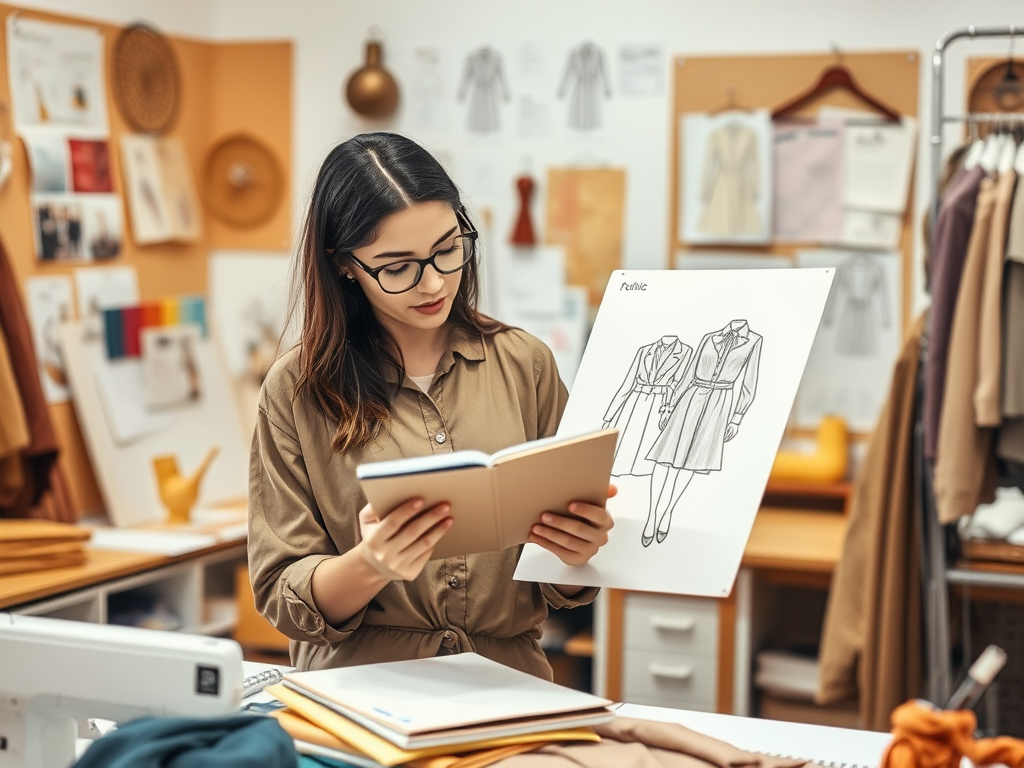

297,755,363,768
73,715,297,768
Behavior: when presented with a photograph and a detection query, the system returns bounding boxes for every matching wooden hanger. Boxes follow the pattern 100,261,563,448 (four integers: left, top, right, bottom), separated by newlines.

709,85,749,116
771,61,901,123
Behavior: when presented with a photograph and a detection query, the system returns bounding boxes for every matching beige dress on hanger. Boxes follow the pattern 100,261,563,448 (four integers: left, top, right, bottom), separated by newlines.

697,123,763,237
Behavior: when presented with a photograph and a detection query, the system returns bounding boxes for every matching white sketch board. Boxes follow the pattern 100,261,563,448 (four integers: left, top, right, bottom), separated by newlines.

514,268,834,597
59,320,250,527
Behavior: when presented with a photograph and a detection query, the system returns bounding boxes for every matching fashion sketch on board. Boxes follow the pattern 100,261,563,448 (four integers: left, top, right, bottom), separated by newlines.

457,46,510,134
821,251,891,357
642,320,762,547
602,335,693,478
557,42,611,131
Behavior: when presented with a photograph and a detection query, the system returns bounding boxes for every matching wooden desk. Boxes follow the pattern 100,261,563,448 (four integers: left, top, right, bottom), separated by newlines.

602,507,847,717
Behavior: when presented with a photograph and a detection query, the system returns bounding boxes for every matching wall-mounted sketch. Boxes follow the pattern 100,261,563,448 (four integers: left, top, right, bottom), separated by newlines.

410,46,448,131
821,251,891,356
24,275,74,404
558,42,611,131
793,249,901,433
602,335,693,478
457,46,509,134
680,110,772,245
645,321,761,547
514,268,834,598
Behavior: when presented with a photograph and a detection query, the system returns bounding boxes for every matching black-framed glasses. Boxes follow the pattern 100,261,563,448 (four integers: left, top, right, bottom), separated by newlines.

348,231,478,294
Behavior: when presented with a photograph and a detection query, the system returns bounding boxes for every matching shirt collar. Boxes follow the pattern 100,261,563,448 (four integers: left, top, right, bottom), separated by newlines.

392,325,486,387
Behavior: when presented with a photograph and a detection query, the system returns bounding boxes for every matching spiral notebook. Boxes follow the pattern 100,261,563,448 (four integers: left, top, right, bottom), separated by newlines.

614,703,889,768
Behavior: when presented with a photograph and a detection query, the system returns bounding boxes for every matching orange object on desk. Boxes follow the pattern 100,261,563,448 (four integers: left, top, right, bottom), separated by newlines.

769,415,849,484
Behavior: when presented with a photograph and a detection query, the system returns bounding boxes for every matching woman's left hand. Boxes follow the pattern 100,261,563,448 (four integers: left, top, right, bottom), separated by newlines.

530,484,617,567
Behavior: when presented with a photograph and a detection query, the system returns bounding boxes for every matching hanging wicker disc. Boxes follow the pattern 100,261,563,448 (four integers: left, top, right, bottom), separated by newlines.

112,23,181,134
202,133,283,228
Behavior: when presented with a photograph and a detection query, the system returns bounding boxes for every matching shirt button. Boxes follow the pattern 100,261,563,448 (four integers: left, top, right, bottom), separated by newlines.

448,576,459,588
435,432,447,444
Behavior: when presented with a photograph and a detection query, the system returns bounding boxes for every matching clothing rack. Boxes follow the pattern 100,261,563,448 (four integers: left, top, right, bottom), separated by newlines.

922,24,1024,708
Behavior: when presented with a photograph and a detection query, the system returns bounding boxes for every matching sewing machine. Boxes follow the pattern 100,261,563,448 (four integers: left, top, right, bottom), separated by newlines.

0,613,244,768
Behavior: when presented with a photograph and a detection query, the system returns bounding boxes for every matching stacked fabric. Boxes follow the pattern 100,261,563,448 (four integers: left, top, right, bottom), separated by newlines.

0,519,91,574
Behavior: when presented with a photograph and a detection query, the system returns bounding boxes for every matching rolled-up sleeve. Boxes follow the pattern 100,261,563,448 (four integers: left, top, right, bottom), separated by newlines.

540,583,600,609
247,388,366,645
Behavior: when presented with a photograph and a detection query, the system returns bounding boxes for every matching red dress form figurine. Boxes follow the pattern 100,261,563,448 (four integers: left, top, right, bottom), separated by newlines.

510,175,537,246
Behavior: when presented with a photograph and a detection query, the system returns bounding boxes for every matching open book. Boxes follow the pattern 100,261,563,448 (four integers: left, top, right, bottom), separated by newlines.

281,652,615,750
356,428,618,560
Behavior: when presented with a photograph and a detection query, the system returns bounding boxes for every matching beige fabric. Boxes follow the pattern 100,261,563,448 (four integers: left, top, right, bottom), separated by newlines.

496,716,816,767
817,314,925,731
999,180,1024,462
975,170,1016,426
248,326,597,677
0,328,29,504
697,124,763,237
935,177,999,523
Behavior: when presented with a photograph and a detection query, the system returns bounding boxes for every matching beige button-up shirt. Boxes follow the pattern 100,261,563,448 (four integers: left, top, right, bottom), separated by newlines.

248,326,598,677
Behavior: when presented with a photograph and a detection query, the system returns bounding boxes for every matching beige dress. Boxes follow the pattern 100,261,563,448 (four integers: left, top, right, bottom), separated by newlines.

697,123,763,237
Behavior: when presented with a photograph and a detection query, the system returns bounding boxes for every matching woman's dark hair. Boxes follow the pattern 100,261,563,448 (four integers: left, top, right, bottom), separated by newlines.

292,132,505,454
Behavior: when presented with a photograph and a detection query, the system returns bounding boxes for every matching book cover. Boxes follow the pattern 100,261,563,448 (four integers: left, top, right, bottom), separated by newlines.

514,268,835,598
356,428,617,560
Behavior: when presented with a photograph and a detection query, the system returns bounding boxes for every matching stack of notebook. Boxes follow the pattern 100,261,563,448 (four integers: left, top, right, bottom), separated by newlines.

0,520,92,575
264,652,616,767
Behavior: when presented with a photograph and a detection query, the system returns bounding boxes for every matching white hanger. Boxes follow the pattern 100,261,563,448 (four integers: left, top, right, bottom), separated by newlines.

998,133,1018,174
979,131,1003,172
963,137,986,170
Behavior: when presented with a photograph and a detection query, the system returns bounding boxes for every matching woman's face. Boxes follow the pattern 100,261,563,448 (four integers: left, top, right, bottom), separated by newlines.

344,201,464,339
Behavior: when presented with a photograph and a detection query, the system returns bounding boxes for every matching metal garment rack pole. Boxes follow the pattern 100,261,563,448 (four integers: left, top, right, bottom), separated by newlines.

925,24,1024,706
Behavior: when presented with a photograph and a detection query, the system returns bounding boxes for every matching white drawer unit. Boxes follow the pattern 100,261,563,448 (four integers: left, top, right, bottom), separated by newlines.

622,647,718,709
624,592,719,655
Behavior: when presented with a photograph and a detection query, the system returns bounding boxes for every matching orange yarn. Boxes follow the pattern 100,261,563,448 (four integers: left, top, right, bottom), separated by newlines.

881,700,1024,768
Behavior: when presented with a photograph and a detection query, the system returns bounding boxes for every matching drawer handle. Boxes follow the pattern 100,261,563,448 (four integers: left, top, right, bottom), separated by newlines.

648,663,693,680
650,615,696,632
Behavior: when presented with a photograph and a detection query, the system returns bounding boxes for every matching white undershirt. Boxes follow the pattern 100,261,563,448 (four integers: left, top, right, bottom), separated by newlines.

408,373,435,393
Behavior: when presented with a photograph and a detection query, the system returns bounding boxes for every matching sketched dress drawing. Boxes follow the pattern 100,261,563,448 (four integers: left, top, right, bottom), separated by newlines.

696,123,763,237
602,336,693,477
641,320,762,546
822,253,890,356
458,47,509,133
558,42,611,131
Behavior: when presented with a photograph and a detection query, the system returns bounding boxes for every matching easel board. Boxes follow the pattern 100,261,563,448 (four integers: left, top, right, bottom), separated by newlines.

59,320,249,527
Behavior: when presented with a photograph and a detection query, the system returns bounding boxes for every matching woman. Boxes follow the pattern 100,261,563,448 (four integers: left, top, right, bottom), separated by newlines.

248,132,614,678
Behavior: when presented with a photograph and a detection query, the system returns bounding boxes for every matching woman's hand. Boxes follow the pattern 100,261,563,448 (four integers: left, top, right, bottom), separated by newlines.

530,484,617,567
358,498,453,581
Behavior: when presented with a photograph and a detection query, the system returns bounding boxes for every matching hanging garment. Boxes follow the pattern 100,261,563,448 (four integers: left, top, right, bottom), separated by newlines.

510,176,537,246
817,313,925,732
0,328,29,504
934,177,999,523
457,47,509,134
999,176,1024,464
696,124,763,237
772,122,844,242
557,42,610,131
976,170,1017,427
821,253,891,357
0,233,65,519
647,321,761,473
923,166,987,460
602,337,693,477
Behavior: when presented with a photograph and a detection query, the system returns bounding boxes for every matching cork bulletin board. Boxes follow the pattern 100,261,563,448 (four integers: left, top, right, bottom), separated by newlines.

0,3,293,517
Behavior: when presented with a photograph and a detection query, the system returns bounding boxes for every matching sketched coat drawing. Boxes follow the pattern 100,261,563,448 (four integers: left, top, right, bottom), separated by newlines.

603,336,693,477
822,253,891,357
648,320,762,472
696,123,763,238
458,47,509,133
558,42,611,131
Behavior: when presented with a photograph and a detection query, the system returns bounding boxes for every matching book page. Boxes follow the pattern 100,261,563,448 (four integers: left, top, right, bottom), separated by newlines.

356,450,493,480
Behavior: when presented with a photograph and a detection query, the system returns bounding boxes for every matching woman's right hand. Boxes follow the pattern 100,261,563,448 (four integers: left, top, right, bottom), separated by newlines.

358,498,453,581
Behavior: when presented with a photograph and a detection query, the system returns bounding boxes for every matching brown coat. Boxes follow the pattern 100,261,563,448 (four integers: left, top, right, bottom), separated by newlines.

0,327,29,503
934,178,999,523
817,314,925,731
998,177,1024,463
248,327,597,676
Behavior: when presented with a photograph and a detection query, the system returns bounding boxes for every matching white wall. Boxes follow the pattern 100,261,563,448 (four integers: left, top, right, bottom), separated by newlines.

15,0,1024,313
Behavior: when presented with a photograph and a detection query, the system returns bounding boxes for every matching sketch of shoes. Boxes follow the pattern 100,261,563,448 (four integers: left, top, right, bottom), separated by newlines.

655,510,673,544
641,514,656,547
655,528,669,544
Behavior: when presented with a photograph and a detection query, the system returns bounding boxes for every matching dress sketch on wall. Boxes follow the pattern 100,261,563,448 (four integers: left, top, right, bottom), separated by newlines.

458,46,509,134
697,122,762,237
601,335,693,478
821,251,890,357
557,42,611,131
643,320,762,547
